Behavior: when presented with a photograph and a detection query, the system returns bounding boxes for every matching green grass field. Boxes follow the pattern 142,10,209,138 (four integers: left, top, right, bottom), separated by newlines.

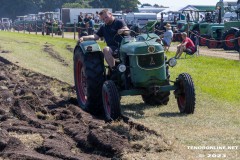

0,31,239,159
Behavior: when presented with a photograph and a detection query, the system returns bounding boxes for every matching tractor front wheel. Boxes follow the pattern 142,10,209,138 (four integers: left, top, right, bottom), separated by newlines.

174,73,196,114
102,80,121,121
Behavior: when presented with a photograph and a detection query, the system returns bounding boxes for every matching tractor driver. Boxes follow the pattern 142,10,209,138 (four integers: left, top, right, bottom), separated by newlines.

79,9,129,70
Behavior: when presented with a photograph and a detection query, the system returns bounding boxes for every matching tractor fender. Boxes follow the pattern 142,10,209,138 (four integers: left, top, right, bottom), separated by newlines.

73,41,101,56
229,27,239,32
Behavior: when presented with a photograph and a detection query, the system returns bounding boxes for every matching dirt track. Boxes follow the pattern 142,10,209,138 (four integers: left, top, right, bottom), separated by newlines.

0,56,180,159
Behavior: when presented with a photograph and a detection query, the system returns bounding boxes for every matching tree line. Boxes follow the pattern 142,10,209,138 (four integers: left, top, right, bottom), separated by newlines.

0,0,140,20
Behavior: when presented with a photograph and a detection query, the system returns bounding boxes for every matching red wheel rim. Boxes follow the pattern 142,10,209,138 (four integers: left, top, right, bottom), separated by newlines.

200,37,207,45
225,34,234,48
178,94,186,110
209,40,217,48
76,59,87,105
177,81,186,111
103,90,111,115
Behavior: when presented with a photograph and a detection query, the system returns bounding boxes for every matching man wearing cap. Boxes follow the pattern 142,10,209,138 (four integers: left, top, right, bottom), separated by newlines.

161,23,173,50
175,32,196,59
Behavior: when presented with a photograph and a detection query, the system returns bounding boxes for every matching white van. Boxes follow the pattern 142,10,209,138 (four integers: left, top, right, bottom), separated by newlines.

125,12,157,27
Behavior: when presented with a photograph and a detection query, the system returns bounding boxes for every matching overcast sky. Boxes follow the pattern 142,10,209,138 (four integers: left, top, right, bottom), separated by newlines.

138,0,235,8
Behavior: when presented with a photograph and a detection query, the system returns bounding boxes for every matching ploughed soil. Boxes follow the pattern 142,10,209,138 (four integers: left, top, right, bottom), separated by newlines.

0,57,178,159
0,56,126,159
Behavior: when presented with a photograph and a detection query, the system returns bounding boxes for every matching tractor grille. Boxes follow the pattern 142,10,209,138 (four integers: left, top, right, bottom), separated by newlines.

137,53,164,69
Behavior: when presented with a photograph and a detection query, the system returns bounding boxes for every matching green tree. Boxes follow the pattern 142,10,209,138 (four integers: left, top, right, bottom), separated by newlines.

0,0,141,20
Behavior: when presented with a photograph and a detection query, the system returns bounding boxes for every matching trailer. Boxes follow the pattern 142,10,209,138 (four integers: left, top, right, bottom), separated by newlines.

61,8,112,24
125,12,157,27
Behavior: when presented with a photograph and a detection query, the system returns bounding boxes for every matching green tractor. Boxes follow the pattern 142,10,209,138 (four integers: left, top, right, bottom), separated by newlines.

220,0,240,51
43,12,61,35
174,8,216,43
204,0,240,50
199,23,224,47
73,31,196,121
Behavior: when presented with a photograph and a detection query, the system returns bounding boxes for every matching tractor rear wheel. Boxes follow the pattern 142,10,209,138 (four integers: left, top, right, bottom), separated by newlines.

234,30,240,51
207,38,218,48
222,29,236,50
74,46,105,115
199,35,210,46
174,73,195,114
102,80,121,121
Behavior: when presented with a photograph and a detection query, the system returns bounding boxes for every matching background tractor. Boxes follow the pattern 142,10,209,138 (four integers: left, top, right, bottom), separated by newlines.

221,0,240,51
73,30,196,121
200,0,240,50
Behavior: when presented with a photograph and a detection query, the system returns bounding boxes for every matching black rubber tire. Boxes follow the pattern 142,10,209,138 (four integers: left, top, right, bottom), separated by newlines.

102,80,121,121
199,35,210,46
234,30,240,51
175,32,182,42
174,73,196,114
172,32,182,42
74,46,105,115
222,29,236,50
206,38,218,49
141,81,170,106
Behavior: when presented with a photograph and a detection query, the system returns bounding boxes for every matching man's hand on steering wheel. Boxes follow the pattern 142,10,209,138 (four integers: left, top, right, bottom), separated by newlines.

78,37,84,43
117,29,125,35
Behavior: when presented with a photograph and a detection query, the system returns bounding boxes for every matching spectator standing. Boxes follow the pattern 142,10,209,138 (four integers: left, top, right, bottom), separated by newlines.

78,12,83,24
161,23,173,50
83,14,90,23
175,32,196,59
88,16,95,35
95,11,100,23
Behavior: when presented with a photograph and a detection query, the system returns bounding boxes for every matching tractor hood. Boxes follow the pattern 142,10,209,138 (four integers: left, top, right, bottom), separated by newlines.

120,41,164,55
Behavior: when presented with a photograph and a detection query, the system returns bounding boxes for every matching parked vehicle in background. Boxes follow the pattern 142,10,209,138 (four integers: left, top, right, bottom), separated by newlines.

1,18,11,31
61,8,112,32
205,0,240,50
125,12,157,28
12,12,61,35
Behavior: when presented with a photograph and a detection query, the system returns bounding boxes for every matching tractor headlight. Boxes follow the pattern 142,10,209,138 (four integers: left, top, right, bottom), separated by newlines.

168,57,177,67
118,64,126,72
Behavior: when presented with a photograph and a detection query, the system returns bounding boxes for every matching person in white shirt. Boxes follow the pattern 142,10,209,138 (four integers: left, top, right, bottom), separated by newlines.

161,23,173,51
